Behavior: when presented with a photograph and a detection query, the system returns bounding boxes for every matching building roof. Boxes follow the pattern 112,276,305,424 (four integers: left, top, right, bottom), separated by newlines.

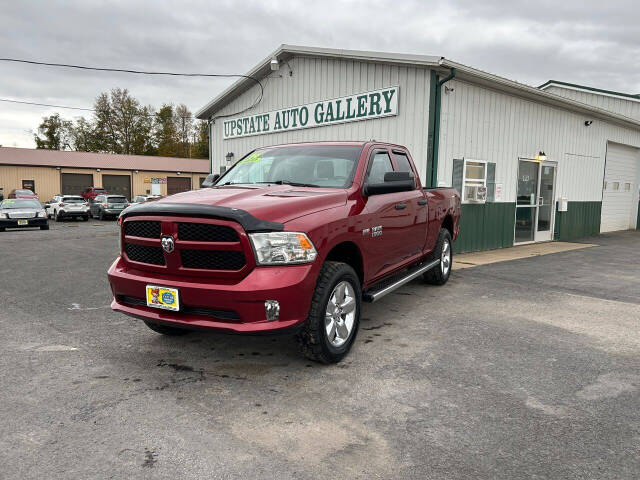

539,80,640,102
196,44,640,131
0,147,209,173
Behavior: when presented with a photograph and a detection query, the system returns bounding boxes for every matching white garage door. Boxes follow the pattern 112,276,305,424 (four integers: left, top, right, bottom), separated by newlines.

600,142,639,232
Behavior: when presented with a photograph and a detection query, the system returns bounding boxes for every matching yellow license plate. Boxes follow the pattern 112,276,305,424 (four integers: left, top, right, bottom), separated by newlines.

17,219,28,226
146,285,180,311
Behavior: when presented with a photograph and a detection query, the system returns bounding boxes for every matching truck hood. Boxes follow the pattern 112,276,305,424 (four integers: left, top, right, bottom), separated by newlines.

158,185,348,224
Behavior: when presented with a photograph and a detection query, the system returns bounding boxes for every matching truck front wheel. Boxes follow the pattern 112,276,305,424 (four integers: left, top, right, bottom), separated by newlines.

297,261,361,364
424,228,452,285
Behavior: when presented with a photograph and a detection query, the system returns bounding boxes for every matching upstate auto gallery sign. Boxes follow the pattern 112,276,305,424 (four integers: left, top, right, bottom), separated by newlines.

222,86,399,140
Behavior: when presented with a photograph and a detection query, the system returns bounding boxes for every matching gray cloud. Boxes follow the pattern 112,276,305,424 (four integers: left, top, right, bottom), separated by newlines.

1,0,639,147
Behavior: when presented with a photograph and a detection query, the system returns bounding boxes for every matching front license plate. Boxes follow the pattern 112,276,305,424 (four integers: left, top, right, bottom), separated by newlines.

17,219,28,226
146,285,180,311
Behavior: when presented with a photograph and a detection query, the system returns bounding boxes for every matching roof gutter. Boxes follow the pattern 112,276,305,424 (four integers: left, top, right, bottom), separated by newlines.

426,65,456,188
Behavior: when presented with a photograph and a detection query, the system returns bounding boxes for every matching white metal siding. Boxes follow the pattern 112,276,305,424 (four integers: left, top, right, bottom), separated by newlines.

438,79,640,204
544,86,640,122
600,142,639,232
210,56,431,177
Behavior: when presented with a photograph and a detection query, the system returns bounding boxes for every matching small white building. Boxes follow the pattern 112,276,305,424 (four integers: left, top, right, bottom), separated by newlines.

196,45,640,252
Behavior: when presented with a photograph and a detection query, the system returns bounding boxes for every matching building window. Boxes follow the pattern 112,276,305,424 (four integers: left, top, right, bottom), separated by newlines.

462,159,487,203
603,181,608,191
612,182,620,191
624,183,631,191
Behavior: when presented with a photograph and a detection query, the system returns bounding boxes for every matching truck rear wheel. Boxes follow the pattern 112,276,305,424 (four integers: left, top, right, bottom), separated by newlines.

143,320,190,336
297,261,361,364
424,228,452,285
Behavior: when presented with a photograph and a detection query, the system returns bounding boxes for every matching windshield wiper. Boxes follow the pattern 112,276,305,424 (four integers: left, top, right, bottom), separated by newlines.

270,180,320,187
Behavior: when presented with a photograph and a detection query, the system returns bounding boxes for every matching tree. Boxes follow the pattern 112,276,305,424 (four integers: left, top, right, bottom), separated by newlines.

34,114,73,150
193,120,209,159
155,104,178,157
174,104,193,158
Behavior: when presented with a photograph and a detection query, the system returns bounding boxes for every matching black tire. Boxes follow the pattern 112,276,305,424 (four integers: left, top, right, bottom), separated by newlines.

88,210,93,219
143,320,190,336
297,261,361,364
82,215,89,222
0,227,5,232
54,210,61,222
40,225,49,230
424,228,452,286
99,210,104,221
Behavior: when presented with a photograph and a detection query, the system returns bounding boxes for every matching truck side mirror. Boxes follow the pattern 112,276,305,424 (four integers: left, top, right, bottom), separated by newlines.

201,173,220,188
364,171,415,196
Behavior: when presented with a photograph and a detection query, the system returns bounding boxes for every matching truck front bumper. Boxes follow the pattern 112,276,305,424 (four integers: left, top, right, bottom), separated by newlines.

107,256,318,333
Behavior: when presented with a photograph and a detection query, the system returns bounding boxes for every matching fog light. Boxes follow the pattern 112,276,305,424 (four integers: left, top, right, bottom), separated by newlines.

265,300,280,321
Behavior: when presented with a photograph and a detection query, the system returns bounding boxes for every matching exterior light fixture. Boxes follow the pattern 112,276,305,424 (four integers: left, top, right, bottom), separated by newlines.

134,170,139,173
225,152,234,162
535,151,547,162
270,58,280,71
96,168,101,172
584,120,593,126
176,172,181,175
56,166,61,170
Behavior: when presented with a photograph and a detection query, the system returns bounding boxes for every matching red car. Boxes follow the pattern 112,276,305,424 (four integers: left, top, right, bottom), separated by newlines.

8,189,38,200
81,187,108,202
108,141,461,363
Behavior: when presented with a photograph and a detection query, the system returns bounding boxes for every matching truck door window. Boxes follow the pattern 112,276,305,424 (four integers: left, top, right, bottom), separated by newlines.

366,151,394,185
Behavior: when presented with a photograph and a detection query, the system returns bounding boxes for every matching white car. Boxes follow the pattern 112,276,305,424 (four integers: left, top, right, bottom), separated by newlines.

46,195,90,221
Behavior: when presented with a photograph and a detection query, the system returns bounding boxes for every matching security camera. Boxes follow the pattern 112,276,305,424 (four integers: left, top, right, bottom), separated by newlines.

584,120,593,126
270,58,280,71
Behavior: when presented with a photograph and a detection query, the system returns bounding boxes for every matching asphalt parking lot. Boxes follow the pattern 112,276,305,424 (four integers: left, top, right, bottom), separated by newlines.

1,220,639,479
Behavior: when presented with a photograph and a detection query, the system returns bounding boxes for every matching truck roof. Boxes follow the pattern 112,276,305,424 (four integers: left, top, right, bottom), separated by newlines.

254,140,406,150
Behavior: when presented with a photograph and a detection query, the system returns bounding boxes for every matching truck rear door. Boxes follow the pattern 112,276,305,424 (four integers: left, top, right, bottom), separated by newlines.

390,148,429,254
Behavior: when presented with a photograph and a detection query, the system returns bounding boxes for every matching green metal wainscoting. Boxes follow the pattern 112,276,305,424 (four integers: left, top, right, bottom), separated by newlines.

453,203,516,254
554,202,602,240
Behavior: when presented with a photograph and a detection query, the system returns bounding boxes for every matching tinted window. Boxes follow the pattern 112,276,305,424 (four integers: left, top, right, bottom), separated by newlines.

366,151,394,184
108,197,127,203
15,189,34,195
393,152,414,174
62,196,84,203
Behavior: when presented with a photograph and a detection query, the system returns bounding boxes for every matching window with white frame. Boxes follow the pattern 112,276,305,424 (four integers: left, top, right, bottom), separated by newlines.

462,159,487,203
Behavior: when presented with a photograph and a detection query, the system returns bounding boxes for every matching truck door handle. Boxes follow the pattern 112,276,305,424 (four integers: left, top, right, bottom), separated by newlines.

395,203,407,210
417,199,428,206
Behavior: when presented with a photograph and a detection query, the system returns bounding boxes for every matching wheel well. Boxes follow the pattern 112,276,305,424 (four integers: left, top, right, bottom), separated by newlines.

442,214,453,236
325,242,364,285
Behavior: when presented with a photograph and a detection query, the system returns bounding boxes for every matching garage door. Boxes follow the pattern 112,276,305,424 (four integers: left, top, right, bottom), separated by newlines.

102,175,131,200
167,177,191,196
601,142,639,232
61,173,93,196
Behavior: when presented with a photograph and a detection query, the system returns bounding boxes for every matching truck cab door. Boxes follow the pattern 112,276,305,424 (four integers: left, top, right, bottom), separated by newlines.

390,149,429,254
360,148,424,281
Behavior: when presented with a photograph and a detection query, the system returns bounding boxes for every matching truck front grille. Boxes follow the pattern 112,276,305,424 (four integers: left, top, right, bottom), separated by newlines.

121,217,251,275
178,222,239,242
124,220,161,238
125,243,166,265
180,249,246,270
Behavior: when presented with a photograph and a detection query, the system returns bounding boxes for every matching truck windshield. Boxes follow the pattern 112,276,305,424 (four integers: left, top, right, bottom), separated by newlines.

218,145,363,188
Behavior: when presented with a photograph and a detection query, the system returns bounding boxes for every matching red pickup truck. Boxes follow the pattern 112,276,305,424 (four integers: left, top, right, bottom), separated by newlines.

108,142,460,363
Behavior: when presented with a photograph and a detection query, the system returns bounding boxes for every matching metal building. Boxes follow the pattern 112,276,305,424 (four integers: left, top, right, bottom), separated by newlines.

196,45,640,252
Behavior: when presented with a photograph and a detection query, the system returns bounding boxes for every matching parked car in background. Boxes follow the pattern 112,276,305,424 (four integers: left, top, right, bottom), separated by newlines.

81,187,108,202
8,189,38,200
45,195,90,221
132,195,162,203
89,194,129,220
0,199,49,231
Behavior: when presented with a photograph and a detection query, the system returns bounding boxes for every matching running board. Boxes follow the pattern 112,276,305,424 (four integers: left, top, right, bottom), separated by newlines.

362,259,440,303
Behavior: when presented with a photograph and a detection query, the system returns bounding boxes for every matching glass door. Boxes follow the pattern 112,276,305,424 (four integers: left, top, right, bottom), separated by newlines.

535,163,557,242
514,159,557,244
515,159,539,243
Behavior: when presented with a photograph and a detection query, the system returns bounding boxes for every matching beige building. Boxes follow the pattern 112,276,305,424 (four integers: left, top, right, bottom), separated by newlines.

0,147,210,202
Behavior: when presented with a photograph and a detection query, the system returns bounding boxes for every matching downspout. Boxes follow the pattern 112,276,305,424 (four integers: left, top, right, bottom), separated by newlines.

426,65,456,187
208,119,213,174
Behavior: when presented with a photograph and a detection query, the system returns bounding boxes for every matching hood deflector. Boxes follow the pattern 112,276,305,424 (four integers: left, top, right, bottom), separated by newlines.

120,202,284,232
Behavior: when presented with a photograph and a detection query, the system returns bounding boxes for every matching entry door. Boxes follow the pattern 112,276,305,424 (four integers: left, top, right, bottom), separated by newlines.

535,163,557,242
515,159,557,244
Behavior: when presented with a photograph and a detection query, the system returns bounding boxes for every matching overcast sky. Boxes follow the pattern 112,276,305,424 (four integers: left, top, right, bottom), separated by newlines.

1,0,638,148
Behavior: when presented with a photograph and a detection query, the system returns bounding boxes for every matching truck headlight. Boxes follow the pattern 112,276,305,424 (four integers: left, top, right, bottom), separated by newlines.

249,232,317,265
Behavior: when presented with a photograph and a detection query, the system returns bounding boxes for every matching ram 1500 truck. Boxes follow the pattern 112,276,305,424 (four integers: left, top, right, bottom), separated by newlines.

108,142,461,363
